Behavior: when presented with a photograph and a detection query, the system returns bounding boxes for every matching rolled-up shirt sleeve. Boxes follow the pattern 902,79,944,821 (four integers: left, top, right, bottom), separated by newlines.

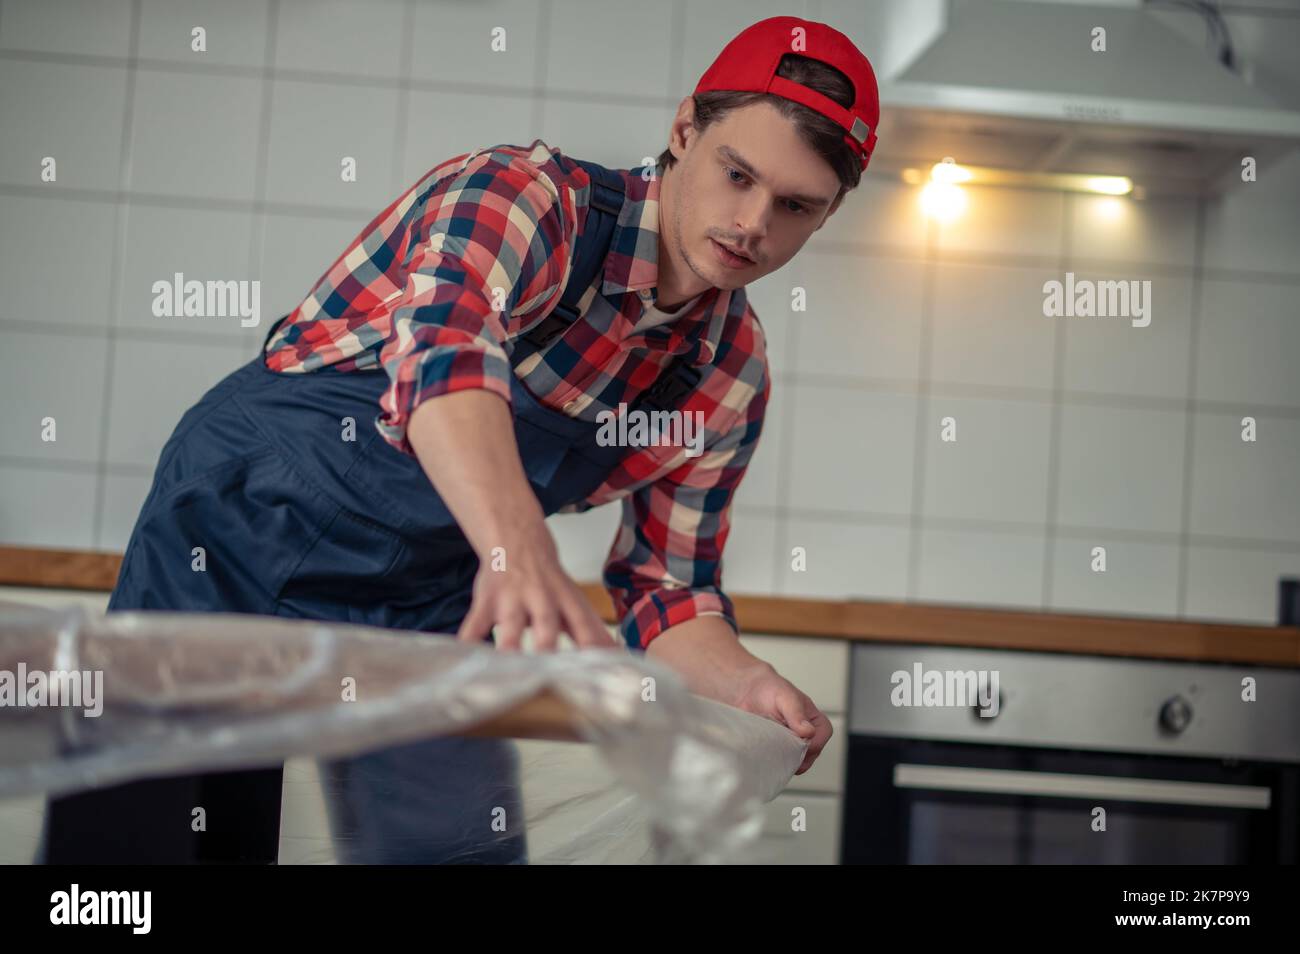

374,150,572,456
603,367,771,650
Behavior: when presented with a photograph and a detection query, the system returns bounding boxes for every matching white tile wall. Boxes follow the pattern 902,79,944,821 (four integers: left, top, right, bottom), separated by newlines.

0,468,98,548
787,384,918,516
537,98,673,170
1186,545,1300,625
914,527,1046,609
1196,278,1300,409
128,71,263,200
0,59,129,190
1048,534,1182,618
1187,412,1300,544
0,331,110,462
930,262,1060,391
775,518,912,601
273,0,407,80
1068,193,1197,268
935,184,1064,259
2,0,1299,637
137,0,271,68
400,89,536,186
544,0,674,98
798,254,926,383
1202,151,1300,277
811,174,931,254
116,205,255,331
721,509,778,594
104,337,244,468
408,0,543,88
1054,403,1187,535
0,195,119,330
1062,271,1194,400
922,395,1054,525
0,0,135,58
100,472,155,551
265,79,403,212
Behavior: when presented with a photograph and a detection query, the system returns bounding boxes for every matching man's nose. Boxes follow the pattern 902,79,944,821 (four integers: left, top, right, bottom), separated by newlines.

733,191,771,244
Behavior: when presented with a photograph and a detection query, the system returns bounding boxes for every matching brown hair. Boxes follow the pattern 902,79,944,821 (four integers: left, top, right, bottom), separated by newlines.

657,53,862,197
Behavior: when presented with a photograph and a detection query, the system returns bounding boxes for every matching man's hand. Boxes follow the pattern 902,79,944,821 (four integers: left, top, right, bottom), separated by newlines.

454,520,615,651
407,390,613,652
645,615,833,775
727,664,832,776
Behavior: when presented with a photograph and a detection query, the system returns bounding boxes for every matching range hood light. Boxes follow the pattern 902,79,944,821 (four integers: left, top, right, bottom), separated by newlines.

1083,175,1134,196
930,157,973,184
920,180,967,223
900,163,1134,196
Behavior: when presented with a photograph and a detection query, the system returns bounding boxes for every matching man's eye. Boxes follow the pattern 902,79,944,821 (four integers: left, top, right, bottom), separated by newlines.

725,167,806,214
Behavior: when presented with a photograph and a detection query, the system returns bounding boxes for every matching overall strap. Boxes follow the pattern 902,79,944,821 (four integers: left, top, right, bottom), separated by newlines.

518,157,705,415
517,157,627,352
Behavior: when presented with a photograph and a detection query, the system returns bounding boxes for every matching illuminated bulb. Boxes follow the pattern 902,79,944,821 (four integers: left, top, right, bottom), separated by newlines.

1094,196,1125,221
920,181,967,222
930,157,973,185
1084,176,1132,195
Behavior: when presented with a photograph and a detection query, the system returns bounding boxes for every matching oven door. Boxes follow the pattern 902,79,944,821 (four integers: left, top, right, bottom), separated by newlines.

842,736,1298,864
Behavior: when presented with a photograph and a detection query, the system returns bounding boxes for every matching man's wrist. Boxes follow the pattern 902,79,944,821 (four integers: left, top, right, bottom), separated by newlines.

645,615,773,706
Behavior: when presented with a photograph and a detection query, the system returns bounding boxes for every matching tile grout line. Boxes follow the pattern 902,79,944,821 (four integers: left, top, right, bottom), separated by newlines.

387,0,417,197
244,0,279,364
1040,191,1072,609
904,218,939,600
1176,197,1209,618
530,0,554,140
89,0,141,550
769,259,803,599
668,0,686,116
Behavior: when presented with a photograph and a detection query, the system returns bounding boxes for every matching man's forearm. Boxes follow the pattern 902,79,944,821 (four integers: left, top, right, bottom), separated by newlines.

645,615,772,705
406,390,550,560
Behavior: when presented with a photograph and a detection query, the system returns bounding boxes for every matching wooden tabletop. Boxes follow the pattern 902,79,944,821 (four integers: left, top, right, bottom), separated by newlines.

1,545,1297,667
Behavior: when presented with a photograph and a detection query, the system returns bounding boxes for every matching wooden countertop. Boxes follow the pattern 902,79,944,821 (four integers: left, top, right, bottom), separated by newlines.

2,545,1297,667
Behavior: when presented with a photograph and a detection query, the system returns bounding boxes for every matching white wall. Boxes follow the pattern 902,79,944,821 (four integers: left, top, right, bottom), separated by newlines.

2,0,1298,625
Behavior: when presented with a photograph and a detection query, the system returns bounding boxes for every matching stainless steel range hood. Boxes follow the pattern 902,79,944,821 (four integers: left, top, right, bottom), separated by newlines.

873,0,1300,195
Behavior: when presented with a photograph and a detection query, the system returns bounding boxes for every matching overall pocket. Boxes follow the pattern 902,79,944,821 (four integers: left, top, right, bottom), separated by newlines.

112,449,334,615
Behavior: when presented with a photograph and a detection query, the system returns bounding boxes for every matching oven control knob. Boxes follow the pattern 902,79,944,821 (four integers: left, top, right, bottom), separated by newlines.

1158,695,1193,734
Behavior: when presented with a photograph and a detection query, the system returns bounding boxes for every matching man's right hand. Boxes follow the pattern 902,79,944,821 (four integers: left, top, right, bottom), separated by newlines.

406,390,616,652
454,521,617,652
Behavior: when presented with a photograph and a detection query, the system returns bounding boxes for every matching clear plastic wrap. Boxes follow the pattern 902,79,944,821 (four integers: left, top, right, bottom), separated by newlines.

0,604,806,864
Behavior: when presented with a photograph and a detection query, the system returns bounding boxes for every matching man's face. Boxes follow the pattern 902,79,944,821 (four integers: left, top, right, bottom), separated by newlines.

663,98,844,294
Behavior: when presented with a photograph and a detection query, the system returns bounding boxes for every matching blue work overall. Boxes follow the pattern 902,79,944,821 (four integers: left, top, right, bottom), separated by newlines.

39,158,700,864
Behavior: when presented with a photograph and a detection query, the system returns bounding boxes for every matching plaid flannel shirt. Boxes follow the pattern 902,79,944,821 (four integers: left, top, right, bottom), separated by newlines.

264,140,770,649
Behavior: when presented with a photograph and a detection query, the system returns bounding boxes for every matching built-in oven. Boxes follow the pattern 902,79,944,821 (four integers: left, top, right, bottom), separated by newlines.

841,581,1300,864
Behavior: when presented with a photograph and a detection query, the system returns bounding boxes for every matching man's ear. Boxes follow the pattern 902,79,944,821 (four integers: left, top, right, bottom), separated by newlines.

815,191,845,231
668,96,696,162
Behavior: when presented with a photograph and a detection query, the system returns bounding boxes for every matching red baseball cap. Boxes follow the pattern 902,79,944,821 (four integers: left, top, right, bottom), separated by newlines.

694,16,880,171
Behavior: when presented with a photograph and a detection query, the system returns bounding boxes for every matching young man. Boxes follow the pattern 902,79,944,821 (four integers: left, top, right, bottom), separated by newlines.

42,16,879,863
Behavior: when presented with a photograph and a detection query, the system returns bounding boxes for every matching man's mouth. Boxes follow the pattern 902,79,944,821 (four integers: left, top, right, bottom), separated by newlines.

710,238,754,268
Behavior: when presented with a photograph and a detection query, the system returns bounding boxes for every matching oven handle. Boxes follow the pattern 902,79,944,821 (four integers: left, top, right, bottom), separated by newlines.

893,764,1272,809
